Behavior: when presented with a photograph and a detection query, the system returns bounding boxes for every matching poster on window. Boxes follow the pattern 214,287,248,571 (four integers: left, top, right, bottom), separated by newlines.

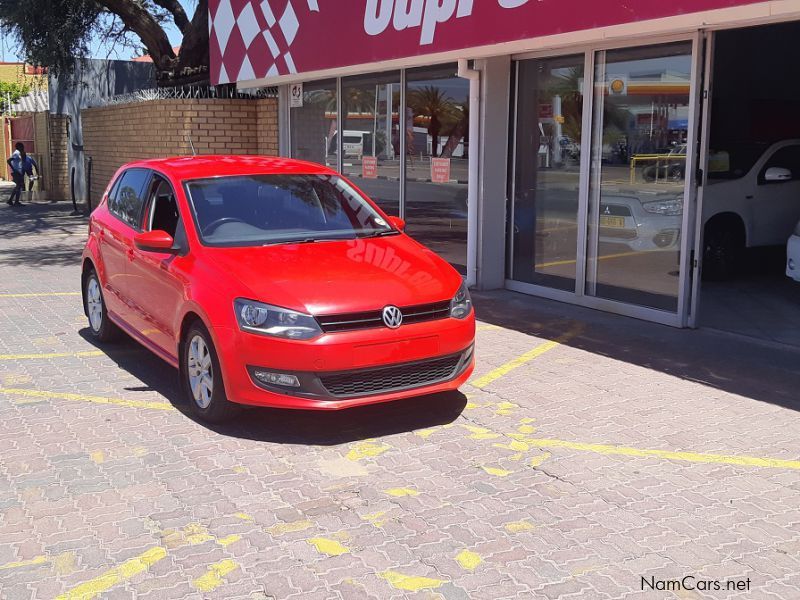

362,156,378,179
431,157,451,184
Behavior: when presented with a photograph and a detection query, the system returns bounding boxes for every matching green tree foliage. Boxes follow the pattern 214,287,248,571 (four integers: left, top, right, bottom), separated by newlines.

0,0,209,86
0,81,32,105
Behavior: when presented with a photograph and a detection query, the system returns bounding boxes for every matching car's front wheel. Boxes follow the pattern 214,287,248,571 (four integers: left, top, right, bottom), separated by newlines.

182,323,239,423
84,268,119,342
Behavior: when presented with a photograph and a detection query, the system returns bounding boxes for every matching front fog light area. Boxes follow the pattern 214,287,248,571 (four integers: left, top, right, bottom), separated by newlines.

252,370,301,388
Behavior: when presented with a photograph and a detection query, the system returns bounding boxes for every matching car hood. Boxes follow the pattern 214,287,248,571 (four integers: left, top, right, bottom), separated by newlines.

203,234,462,315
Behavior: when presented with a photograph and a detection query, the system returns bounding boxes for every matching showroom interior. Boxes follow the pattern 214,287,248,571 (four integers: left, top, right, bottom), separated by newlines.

698,21,800,347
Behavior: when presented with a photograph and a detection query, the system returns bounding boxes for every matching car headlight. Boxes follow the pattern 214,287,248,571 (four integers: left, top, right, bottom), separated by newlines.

234,299,321,340
450,281,472,319
641,199,683,216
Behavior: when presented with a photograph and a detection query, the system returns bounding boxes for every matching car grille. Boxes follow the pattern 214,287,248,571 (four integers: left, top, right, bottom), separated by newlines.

319,350,469,398
316,300,451,333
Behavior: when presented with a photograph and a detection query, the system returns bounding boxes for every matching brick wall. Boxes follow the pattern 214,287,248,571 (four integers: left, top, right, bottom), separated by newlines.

47,114,70,200
82,97,278,204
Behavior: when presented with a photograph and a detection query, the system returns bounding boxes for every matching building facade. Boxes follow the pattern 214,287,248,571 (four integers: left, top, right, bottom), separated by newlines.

207,0,800,329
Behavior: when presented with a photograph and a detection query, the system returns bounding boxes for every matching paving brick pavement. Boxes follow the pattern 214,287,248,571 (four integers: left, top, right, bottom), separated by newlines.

1,201,800,599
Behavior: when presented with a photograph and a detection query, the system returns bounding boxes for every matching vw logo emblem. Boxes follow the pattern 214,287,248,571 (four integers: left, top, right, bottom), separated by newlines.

382,305,403,329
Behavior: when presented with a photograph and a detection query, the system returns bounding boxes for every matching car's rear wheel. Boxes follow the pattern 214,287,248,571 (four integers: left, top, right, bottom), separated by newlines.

182,323,239,423
84,269,119,342
703,223,743,281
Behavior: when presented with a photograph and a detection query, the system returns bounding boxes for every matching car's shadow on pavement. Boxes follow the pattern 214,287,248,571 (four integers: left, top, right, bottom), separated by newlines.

78,328,467,445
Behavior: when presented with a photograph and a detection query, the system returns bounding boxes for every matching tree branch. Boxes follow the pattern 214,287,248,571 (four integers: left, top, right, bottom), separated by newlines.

152,0,189,33
95,0,176,68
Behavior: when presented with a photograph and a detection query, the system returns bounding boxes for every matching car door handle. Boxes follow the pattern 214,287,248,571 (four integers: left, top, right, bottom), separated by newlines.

126,248,135,261
745,195,754,199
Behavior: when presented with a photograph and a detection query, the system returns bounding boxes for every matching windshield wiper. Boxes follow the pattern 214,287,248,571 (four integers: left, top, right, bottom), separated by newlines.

358,230,400,239
263,235,357,246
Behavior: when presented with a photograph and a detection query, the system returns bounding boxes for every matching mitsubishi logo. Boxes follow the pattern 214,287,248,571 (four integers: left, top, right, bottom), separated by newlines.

603,205,612,215
382,305,403,329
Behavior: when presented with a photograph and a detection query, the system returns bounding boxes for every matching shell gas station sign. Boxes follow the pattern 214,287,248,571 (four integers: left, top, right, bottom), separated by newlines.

209,0,766,85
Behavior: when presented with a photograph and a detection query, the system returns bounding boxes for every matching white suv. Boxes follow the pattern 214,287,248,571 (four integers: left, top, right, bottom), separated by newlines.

702,140,800,279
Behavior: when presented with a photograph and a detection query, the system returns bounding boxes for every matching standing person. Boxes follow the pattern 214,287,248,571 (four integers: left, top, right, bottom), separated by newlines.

6,142,38,206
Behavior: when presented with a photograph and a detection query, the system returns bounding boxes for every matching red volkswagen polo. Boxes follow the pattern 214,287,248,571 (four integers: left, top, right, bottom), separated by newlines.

81,156,475,421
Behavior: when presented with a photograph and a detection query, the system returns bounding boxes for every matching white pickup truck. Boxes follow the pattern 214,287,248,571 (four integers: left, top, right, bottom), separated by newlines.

702,140,800,280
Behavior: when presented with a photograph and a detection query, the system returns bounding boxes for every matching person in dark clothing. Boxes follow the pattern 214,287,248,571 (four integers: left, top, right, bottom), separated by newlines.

6,142,39,206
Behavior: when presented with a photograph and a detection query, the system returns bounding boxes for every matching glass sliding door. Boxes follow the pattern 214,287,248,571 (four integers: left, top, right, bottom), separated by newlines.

586,42,693,312
405,64,469,274
510,54,585,290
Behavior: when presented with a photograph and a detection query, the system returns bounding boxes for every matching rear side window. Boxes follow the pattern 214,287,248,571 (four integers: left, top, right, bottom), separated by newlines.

108,168,150,228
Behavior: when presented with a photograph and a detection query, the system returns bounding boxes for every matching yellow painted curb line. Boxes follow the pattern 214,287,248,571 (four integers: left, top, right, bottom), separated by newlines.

0,388,175,411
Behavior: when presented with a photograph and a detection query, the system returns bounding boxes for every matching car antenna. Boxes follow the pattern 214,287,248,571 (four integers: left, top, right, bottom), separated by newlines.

187,134,197,156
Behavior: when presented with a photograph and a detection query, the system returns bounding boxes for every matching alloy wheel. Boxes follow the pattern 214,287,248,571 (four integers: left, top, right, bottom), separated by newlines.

187,334,214,409
86,277,103,332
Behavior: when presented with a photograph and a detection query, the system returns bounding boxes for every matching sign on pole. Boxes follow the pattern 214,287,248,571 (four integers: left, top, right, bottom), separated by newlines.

362,156,378,179
431,157,451,184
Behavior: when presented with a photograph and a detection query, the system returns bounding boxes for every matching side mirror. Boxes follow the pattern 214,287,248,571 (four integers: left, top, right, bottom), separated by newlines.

765,167,792,183
387,216,406,231
134,230,177,253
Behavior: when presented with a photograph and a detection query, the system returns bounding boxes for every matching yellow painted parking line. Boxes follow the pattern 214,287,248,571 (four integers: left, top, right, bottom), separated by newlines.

379,570,445,592
0,555,49,570
0,292,80,298
524,437,800,470
56,546,167,600
535,250,650,269
476,324,501,332
0,388,175,411
193,559,238,592
0,351,104,360
469,323,584,389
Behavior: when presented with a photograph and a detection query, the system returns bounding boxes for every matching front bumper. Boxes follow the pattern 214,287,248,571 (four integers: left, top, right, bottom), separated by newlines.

211,313,476,410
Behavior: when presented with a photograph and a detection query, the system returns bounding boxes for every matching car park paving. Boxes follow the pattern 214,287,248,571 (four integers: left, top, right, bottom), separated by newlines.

2,202,800,599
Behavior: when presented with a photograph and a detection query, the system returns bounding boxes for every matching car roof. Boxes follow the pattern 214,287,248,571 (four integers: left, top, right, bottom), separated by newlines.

123,155,335,180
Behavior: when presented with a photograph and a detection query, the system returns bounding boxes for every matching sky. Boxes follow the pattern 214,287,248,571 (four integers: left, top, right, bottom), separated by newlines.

1,0,192,63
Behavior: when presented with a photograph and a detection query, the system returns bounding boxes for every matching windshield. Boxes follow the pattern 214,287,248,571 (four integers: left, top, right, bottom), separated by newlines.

185,174,394,247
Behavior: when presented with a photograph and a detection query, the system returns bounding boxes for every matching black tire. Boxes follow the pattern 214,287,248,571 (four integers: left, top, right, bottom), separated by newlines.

181,322,240,423
642,166,657,182
667,165,684,182
703,224,743,281
83,268,120,342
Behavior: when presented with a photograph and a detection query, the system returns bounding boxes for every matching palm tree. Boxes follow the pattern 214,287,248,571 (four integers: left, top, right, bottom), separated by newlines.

407,86,460,157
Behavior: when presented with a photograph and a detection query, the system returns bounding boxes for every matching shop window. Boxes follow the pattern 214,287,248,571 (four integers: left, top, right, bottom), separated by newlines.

290,79,337,169
405,64,469,275
509,54,585,290
341,71,402,215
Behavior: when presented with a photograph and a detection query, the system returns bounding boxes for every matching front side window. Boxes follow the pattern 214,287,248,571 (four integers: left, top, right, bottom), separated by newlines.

184,174,395,247
145,175,181,238
108,168,150,229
